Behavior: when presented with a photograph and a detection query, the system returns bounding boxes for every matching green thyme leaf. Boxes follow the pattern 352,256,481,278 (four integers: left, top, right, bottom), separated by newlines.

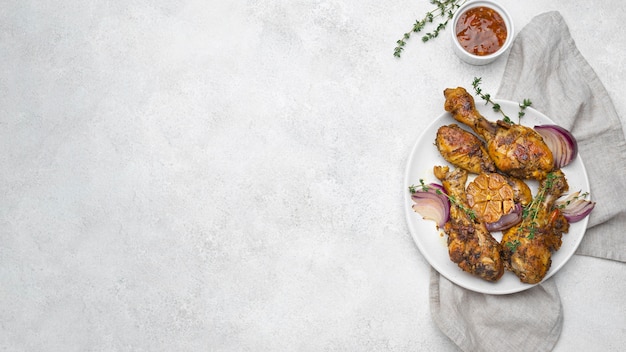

393,0,467,58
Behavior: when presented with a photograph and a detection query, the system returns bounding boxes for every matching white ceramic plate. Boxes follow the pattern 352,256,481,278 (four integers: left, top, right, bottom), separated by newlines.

404,99,590,295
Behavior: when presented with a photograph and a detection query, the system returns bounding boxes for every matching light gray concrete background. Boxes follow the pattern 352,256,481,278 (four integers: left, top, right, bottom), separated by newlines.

1,1,624,351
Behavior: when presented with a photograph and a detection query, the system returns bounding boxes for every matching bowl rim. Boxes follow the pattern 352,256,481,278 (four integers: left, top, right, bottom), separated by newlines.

451,0,514,60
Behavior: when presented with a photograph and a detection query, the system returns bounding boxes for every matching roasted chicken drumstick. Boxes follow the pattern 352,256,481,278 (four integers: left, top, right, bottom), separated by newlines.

501,170,570,284
436,124,496,174
434,165,504,282
443,87,554,180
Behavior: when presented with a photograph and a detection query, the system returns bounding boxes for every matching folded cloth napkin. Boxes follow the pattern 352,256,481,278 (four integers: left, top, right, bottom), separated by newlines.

430,11,626,352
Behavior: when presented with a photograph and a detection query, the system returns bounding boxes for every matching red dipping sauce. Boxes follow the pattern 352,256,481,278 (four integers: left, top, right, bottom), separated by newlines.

455,6,507,56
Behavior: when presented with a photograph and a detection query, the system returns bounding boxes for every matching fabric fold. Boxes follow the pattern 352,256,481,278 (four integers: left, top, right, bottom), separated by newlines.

430,11,626,352
430,268,562,352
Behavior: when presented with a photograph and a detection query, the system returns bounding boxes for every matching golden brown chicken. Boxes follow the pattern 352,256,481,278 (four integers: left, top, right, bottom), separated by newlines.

501,170,570,284
443,87,554,180
436,124,496,174
434,165,504,282
506,176,533,207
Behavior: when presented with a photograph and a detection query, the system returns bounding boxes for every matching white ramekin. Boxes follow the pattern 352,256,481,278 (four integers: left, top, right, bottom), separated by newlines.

451,0,514,65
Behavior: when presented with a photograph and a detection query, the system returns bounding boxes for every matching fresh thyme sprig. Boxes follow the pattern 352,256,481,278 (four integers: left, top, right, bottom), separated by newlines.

408,183,422,194
394,0,467,58
472,77,533,124
517,172,558,239
471,77,513,123
518,99,533,123
409,179,435,194
505,239,521,252
409,179,476,220
505,174,555,253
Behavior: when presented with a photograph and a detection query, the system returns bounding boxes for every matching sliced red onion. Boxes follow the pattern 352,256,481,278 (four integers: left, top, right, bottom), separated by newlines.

485,203,523,232
534,124,578,169
556,191,596,223
411,183,450,228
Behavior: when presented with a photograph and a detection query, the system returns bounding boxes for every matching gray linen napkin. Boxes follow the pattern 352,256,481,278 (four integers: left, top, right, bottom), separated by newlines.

430,11,626,352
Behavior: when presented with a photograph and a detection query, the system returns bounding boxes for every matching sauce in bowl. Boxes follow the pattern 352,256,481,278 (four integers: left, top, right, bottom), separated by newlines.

455,6,507,56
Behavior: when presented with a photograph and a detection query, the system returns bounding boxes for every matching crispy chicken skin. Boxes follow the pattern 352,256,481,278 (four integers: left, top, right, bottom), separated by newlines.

506,176,533,206
434,165,504,282
436,124,496,174
443,87,554,180
501,170,570,284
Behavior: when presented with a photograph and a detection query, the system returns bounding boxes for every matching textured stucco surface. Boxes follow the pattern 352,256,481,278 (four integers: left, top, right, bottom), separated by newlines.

1,1,625,351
